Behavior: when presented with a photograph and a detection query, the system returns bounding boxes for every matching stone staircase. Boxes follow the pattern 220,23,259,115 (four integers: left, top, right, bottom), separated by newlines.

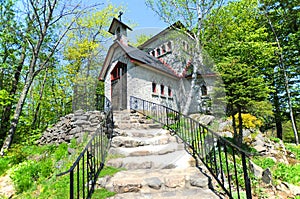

96,110,221,199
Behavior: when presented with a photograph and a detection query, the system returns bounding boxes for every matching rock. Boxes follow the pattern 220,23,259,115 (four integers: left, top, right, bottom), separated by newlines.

144,177,162,190
97,176,111,188
283,182,300,196
67,147,76,155
74,109,85,116
189,114,215,125
125,162,153,170
217,131,232,138
242,129,251,138
262,168,272,184
190,174,208,188
106,159,123,168
253,145,267,154
164,175,185,188
249,160,263,178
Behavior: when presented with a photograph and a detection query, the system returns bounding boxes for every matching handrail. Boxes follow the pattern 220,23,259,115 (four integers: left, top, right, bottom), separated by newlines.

56,95,114,199
130,96,254,199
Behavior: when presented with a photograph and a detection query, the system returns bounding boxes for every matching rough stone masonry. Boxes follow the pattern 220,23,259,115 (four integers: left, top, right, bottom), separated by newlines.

37,110,106,145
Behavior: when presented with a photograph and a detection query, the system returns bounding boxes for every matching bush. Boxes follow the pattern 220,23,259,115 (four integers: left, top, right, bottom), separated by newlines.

0,157,10,176
10,161,39,193
230,113,262,129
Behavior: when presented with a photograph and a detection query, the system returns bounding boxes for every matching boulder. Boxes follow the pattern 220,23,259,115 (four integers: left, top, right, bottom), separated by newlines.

262,168,272,184
249,160,264,178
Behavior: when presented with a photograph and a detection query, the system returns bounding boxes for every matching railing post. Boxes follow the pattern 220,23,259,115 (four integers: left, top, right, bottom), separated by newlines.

242,153,252,199
166,108,169,127
70,170,74,199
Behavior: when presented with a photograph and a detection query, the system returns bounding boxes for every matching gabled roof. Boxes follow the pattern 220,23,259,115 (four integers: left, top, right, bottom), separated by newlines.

108,18,132,35
98,41,179,80
138,21,184,49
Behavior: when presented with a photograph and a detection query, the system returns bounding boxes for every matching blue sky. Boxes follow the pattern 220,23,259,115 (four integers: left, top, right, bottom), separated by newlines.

106,0,169,43
108,0,168,28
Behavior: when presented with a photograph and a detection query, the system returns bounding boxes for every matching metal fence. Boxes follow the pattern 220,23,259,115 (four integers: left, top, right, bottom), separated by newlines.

57,96,114,199
130,96,253,199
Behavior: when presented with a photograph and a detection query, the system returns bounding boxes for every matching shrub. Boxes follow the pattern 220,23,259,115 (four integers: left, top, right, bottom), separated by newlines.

230,113,262,129
0,157,10,176
10,161,39,193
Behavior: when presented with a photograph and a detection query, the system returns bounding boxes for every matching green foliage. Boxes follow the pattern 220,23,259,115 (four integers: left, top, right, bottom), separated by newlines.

282,118,300,143
252,157,276,169
130,34,152,47
273,163,300,186
9,160,40,193
0,157,10,176
285,144,300,160
54,143,68,160
92,188,116,199
99,166,125,178
0,90,12,106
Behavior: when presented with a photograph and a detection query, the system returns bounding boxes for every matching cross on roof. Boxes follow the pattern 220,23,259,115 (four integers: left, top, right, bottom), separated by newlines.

118,11,123,22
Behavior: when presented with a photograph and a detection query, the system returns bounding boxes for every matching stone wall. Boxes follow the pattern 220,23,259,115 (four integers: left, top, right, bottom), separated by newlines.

37,110,105,145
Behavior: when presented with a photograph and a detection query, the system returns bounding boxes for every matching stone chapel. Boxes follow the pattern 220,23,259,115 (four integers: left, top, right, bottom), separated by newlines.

99,17,216,114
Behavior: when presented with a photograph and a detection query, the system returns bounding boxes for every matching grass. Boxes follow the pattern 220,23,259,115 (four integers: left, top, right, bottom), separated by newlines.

93,188,116,199
0,132,125,199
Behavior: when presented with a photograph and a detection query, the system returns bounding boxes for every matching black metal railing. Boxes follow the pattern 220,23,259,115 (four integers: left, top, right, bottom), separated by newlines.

130,96,253,199
57,96,114,199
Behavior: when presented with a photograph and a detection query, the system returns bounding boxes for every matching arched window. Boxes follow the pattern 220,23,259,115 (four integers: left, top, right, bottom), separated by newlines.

157,48,161,56
152,82,157,93
160,84,165,95
167,41,172,52
201,85,208,96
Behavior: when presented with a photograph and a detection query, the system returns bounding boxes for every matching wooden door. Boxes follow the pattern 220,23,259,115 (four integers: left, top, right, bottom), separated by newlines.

111,62,127,110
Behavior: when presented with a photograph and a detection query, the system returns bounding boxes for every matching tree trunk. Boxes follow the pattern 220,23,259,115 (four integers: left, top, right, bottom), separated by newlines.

182,43,203,115
263,8,299,145
32,69,48,129
237,106,243,146
273,88,283,139
0,76,34,156
0,47,26,143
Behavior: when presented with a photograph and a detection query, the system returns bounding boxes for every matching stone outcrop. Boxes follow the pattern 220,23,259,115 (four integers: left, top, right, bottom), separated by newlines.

37,110,105,145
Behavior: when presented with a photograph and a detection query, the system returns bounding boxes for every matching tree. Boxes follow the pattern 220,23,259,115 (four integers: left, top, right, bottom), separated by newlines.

260,0,299,144
0,0,24,146
0,0,92,155
146,0,224,114
203,0,275,145
63,3,122,111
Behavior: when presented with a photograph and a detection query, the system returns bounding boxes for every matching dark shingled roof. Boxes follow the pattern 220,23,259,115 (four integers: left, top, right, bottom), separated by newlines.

117,41,178,77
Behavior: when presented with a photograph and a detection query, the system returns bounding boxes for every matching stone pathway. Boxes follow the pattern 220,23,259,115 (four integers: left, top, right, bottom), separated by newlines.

96,110,221,199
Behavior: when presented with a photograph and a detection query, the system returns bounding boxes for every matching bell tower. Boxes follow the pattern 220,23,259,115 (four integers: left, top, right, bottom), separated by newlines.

108,12,132,45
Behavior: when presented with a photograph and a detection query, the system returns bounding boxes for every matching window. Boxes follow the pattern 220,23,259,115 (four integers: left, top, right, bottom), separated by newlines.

167,41,172,52
161,85,165,95
168,87,172,97
157,48,161,56
152,82,157,93
162,45,166,54
201,85,208,96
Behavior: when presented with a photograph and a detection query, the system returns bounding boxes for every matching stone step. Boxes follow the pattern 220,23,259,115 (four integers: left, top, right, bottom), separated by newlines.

107,188,220,199
117,129,172,138
114,122,162,130
108,142,184,157
99,168,211,194
111,134,178,148
107,150,195,170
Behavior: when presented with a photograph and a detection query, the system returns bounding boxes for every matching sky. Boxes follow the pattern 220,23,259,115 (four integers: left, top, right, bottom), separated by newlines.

108,0,167,28
107,0,169,42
